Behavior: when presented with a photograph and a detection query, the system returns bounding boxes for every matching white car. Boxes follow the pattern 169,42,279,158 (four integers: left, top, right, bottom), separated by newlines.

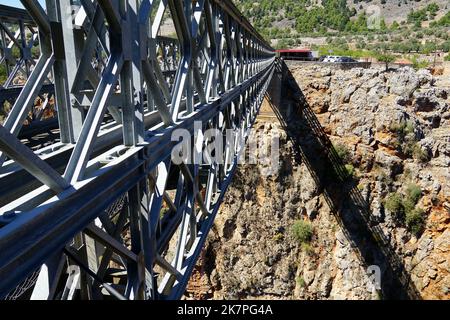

323,56,340,63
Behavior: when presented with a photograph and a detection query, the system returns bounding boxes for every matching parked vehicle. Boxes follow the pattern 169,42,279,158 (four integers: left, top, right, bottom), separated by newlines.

322,56,357,63
336,56,357,63
322,56,340,62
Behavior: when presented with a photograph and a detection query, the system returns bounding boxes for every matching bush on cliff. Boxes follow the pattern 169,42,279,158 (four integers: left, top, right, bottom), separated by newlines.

384,185,426,236
406,208,426,236
292,220,313,244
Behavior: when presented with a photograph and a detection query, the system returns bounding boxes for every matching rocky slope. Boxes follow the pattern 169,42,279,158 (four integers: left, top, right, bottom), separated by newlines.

185,62,449,300
236,0,449,26
287,62,450,299
347,0,449,24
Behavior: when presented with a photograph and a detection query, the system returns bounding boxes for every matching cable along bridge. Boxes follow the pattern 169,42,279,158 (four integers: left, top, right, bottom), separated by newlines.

0,0,275,300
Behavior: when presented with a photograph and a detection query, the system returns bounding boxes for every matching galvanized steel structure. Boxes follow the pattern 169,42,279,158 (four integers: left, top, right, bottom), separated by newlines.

0,0,274,300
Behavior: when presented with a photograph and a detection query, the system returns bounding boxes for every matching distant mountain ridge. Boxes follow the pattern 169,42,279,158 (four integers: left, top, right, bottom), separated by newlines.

234,0,449,36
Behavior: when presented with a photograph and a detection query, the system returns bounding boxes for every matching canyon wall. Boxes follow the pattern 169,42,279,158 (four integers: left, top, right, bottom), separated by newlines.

186,62,449,300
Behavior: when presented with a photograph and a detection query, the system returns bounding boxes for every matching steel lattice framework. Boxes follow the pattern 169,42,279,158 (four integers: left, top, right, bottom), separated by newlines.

0,0,274,300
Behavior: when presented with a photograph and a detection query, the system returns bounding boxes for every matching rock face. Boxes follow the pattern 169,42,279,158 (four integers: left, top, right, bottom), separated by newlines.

185,64,450,300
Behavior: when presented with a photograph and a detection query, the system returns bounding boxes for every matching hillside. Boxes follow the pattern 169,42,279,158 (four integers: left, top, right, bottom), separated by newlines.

348,0,449,24
235,0,449,34
234,0,450,55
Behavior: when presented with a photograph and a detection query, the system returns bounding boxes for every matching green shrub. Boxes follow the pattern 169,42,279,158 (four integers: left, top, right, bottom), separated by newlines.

384,193,404,218
406,184,422,204
402,140,414,155
404,142,429,162
334,143,351,164
296,276,306,288
292,220,313,244
389,121,414,137
345,164,355,177
389,122,429,162
402,198,416,215
301,243,315,256
404,122,415,135
384,185,426,235
376,51,396,71
412,145,429,163
405,208,426,236
412,56,430,70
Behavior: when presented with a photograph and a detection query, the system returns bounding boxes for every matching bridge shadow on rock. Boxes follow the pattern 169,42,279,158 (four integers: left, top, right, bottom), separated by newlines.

266,59,421,300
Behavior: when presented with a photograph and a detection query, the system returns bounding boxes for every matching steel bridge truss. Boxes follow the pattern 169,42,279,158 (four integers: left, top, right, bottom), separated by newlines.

0,0,274,300
0,3,180,141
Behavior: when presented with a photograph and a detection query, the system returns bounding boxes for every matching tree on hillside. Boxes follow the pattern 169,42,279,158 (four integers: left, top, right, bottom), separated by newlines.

276,39,289,50
376,51,395,71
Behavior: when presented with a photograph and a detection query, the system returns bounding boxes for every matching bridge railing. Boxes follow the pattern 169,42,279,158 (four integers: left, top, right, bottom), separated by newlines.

0,0,274,300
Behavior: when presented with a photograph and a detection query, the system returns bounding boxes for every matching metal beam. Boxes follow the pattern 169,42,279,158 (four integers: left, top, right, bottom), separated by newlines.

0,125,69,193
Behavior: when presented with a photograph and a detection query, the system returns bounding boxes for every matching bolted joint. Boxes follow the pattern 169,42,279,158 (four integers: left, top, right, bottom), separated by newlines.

21,47,32,60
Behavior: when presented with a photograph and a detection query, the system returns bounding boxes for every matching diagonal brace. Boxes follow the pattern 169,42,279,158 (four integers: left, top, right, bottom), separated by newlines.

0,125,69,193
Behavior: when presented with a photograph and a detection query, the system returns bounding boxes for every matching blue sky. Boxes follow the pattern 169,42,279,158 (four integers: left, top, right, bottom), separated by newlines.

0,0,46,9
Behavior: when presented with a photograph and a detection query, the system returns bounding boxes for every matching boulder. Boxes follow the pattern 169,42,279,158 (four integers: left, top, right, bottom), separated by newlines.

374,149,403,176
388,67,420,97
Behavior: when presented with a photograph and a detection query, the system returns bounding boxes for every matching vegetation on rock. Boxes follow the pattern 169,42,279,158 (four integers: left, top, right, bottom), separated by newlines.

292,220,313,244
334,143,352,164
383,183,425,236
